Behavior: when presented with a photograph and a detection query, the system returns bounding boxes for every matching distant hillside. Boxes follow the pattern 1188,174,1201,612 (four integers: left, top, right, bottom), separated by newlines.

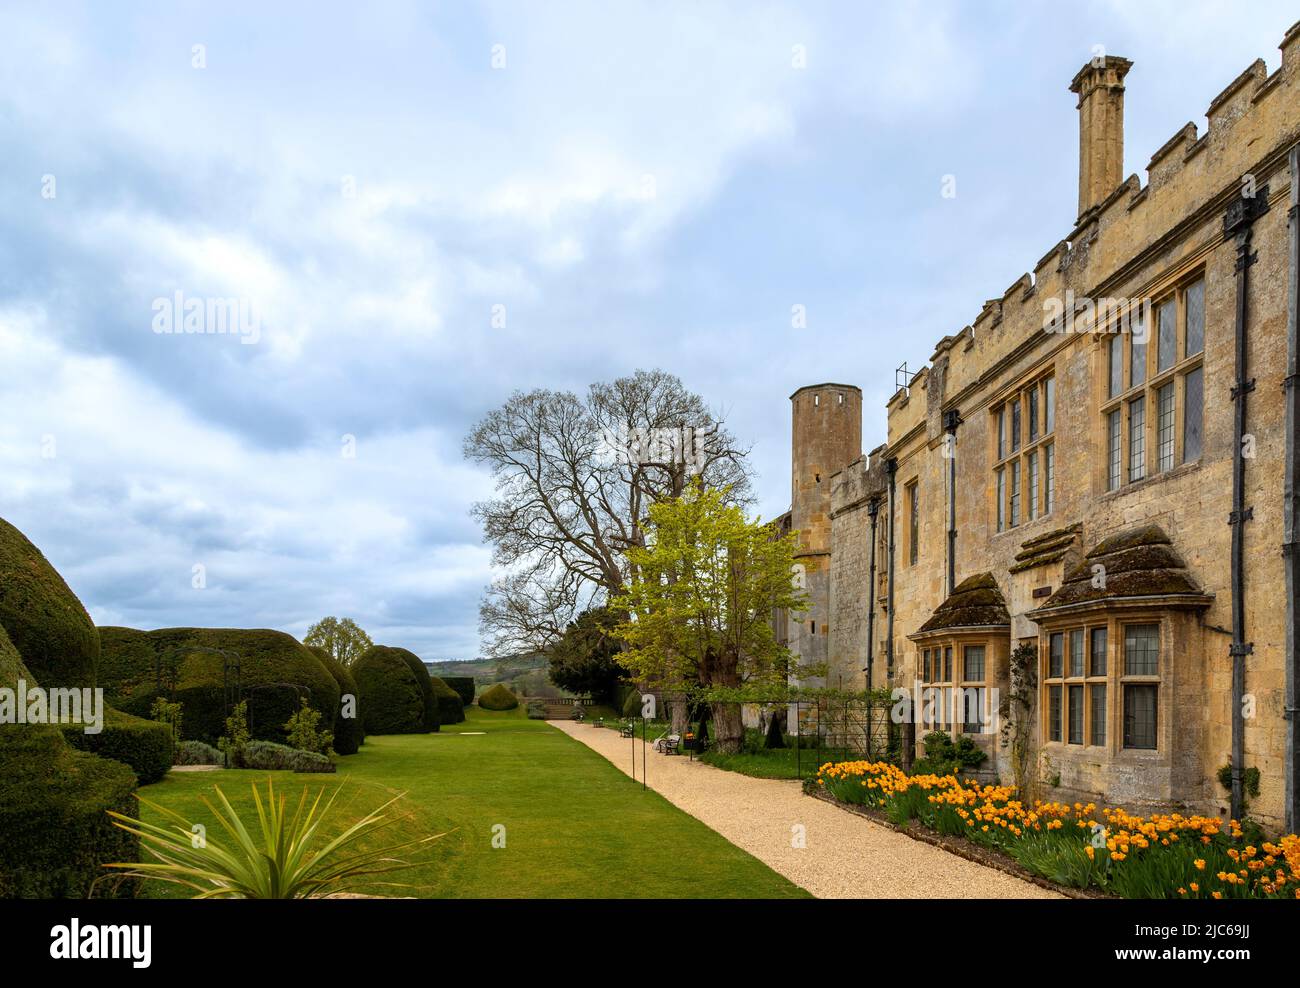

424,651,562,698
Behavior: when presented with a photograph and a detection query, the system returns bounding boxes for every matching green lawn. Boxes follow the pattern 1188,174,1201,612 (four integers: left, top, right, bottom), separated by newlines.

136,707,808,898
697,744,827,780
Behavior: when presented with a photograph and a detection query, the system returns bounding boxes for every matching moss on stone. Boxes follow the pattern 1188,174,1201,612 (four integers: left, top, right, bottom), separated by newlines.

917,572,1011,632
1036,524,1208,611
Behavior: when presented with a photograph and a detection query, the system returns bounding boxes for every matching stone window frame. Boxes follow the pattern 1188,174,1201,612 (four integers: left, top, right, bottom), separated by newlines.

992,373,1055,533
1100,272,1206,493
1038,611,1169,757
917,634,999,738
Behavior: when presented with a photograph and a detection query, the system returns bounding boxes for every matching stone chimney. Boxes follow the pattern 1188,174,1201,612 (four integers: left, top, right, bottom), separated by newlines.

1069,55,1132,221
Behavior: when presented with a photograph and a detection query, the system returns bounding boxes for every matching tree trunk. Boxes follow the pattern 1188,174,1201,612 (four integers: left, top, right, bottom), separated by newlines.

711,701,744,753
669,697,689,734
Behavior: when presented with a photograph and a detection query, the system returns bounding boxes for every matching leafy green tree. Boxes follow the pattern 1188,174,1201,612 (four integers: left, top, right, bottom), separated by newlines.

546,607,626,703
304,616,373,668
612,483,806,753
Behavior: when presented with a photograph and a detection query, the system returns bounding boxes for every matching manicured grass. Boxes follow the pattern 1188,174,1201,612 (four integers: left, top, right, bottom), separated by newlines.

136,706,808,899
697,744,828,780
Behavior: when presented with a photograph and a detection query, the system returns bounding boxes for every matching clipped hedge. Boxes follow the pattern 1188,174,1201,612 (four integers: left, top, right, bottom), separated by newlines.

307,645,365,755
99,627,340,747
353,646,429,735
61,707,175,784
0,625,138,899
393,648,439,733
430,676,465,725
441,676,476,707
240,740,336,773
526,699,547,719
477,683,519,711
0,516,99,688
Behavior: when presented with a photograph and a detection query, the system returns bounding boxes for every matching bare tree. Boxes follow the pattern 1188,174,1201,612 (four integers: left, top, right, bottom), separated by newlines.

464,369,751,657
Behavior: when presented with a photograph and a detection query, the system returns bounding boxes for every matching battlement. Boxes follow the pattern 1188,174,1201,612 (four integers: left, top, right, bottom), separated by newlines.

890,21,1300,435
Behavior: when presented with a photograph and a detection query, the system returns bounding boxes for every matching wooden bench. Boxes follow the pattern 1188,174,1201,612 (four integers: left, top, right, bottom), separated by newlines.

661,735,681,755
619,723,635,738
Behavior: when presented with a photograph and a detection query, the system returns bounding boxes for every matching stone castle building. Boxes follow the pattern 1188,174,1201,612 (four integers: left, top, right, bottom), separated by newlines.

777,26,1300,832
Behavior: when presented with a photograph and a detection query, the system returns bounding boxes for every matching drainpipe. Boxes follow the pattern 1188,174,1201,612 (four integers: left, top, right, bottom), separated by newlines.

1285,144,1299,834
943,409,963,596
886,457,907,767
1224,182,1269,823
864,496,880,690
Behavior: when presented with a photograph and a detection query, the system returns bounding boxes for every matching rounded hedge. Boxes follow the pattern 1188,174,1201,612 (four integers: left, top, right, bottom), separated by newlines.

307,645,365,755
353,646,428,735
477,683,519,711
0,624,139,898
391,647,439,733
441,676,476,707
430,676,465,725
0,516,99,688
99,627,340,747
61,707,175,785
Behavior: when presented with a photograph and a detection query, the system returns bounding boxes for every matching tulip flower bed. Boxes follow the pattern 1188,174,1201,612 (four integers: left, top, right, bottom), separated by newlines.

816,760,1300,899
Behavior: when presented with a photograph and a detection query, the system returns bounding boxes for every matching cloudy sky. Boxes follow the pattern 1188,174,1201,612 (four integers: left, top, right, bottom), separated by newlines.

1,1,1295,661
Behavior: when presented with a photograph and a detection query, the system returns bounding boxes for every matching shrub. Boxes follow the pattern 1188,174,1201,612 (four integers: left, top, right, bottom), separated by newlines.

240,740,336,773
441,676,476,707
149,696,183,743
0,625,138,898
307,646,365,755
62,707,175,785
478,683,519,711
284,697,334,754
429,676,465,725
0,516,100,688
99,627,340,746
912,731,987,776
175,740,225,766
526,700,547,719
218,700,252,767
353,646,429,735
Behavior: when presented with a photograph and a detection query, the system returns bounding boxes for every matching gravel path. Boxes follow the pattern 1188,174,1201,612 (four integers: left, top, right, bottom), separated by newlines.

553,721,1060,899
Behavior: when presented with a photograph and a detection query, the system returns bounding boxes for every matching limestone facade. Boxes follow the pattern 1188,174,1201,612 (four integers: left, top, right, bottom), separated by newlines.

780,26,1300,830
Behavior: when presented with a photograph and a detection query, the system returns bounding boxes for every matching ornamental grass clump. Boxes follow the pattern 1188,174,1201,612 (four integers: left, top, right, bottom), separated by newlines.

105,778,442,898
815,759,1300,900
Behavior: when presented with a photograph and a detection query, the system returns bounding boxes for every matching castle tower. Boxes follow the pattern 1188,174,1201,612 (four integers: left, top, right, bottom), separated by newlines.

788,384,862,687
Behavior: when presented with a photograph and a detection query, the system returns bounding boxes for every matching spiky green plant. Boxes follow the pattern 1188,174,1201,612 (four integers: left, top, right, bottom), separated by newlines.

104,778,441,898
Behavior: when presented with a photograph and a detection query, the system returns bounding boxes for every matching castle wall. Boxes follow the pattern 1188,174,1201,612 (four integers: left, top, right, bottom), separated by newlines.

820,25,1300,827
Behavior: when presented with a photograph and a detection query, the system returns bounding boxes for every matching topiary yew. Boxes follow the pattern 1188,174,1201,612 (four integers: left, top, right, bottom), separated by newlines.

477,683,519,711
353,646,429,735
0,624,139,898
441,676,476,707
307,645,365,754
98,627,339,746
0,516,99,688
430,675,465,725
